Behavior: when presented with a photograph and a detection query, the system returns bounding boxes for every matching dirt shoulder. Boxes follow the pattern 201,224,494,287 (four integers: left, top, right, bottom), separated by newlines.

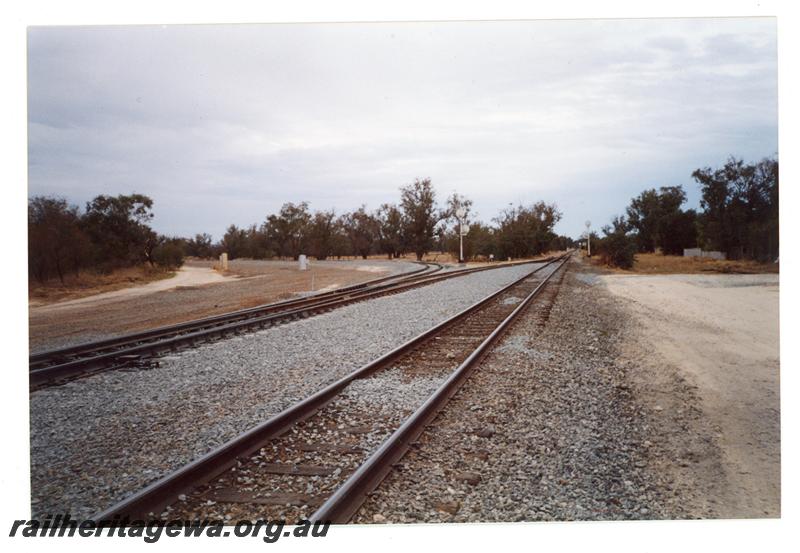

586,252,779,275
599,267,780,518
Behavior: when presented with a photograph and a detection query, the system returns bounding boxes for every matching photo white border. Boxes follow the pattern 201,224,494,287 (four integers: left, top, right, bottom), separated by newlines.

2,1,796,552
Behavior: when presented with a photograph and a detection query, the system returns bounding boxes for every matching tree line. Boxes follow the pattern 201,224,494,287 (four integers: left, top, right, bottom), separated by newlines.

29,178,571,284
595,156,778,268
28,194,184,284
205,180,569,263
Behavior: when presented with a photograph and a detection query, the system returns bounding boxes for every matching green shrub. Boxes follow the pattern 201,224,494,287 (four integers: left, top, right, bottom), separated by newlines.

597,216,637,269
152,242,185,269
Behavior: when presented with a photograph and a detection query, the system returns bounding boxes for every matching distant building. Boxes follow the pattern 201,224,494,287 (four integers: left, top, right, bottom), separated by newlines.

683,248,726,260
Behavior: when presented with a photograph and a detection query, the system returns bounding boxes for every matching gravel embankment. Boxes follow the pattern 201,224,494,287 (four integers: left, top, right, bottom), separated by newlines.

355,261,708,522
30,262,543,519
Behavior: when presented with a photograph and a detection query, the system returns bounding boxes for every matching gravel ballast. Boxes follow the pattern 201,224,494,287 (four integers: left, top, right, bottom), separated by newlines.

30,262,543,519
355,260,715,522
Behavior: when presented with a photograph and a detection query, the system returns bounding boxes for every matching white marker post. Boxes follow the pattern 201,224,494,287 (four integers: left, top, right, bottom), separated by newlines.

585,220,592,257
456,207,467,264
298,254,308,271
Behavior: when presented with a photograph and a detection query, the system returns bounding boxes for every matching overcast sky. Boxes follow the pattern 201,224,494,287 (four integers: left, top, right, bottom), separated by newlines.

27,18,777,239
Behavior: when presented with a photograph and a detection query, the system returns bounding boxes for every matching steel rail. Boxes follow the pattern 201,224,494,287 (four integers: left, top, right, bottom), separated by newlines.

91,255,564,522
310,254,570,523
30,257,556,390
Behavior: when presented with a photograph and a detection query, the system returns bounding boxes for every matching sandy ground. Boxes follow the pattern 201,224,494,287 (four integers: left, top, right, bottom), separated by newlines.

600,272,780,517
31,266,237,313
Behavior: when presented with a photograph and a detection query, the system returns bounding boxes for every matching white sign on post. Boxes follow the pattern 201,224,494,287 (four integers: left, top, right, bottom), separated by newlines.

455,207,467,263
585,220,592,257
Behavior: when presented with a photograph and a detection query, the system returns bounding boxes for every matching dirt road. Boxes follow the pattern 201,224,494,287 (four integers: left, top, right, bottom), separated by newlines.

600,272,780,517
32,266,238,313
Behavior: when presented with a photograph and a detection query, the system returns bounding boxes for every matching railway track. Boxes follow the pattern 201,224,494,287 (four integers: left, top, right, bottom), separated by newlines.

92,253,570,524
29,257,556,390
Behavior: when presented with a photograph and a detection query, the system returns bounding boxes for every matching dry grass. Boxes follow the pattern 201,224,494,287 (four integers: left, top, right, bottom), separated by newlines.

29,265,176,305
585,252,779,274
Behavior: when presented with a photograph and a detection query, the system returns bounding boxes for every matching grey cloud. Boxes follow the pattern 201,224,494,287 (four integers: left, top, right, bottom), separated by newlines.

27,18,777,240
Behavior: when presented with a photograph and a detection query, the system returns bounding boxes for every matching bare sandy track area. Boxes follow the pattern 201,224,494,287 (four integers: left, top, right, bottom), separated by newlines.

600,271,780,517
32,266,237,312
